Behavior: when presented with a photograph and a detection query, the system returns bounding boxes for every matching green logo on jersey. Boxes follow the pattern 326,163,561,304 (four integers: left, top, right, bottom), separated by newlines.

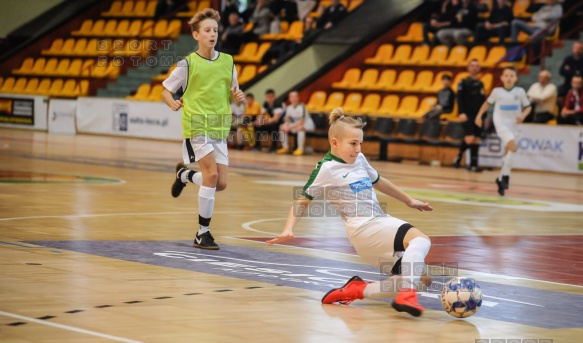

342,172,350,178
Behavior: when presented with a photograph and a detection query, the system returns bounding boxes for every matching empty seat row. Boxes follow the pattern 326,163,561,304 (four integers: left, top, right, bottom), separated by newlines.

43,38,154,57
0,77,90,97
72,19,181,38
332,68,493,94
127,83,165,101
306,91,458,119
176,0,211,17
262,21,305,41
151,63,267,84
234,42,271,63
365,44,517,67
103,0,158,17
13,58,120,79
308,0,364,17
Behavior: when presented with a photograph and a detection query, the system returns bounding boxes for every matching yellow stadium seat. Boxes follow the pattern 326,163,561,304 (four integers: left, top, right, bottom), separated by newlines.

359,94,381,114
238,65,257,84
481,73,493,93
373,95,399,116
154,20,168,37
48,79,64,96
36,79,51,95
464,46,487,65
67,59,83,76
426,45,449,65
396,22,423,42
412,97,437,118
141,20,156,36
84,38,103,56
59,79,78,97
234,42,258,62
442,45,467,66
365,44,393,65
71,39,88,55
144,1,157,16
11,78,28,93
89,19,106,36
13,58,34,75
148,84,165,101
103,1,123,16
306,91,327,112
281,21,304,40
262,21,290,40
114,20,130,37
352,68,378,90
342,93,363,113
79,80,90,96
80,60,95,77
410,70,434,92
394,95,419,117
120,1,135,16
0,77,15,93
258,65,268,74
323,92,345,112
30,58,47,75
53,59,70,76
92,61,119,79
387,70,415,91
482,46,506,67
22,78,39,94
132,1,147,17
72,20,93,35
332,68,361,89
127,83,151,100
402,45,429,66
197,0,210,12
165,20,182,38
348,0,363,11
42,38,63,55
247,42,271,63
370,69,396,91
513,0,532,18
386,44,412,65
103,20,119,36
60,38,76,55
128,20,143,36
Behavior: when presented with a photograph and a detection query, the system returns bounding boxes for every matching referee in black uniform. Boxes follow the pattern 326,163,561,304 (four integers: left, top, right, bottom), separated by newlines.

455,59,486,172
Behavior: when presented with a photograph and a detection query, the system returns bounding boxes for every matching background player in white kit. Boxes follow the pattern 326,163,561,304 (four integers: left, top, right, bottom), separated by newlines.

475,66,531,196
267,108,433,317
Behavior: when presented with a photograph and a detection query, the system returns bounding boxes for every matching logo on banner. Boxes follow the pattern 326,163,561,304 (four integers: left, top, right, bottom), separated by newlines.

112,103,129,131
0,98,34,125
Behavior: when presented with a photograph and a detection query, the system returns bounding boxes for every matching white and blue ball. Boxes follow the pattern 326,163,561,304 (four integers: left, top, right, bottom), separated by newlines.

440,277,482,318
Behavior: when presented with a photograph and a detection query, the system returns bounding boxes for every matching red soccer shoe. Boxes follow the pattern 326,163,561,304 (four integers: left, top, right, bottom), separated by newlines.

321,276,367,305
391,288,424,317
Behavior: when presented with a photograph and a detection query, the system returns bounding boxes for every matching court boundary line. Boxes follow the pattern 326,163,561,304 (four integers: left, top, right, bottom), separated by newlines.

0,310,144,343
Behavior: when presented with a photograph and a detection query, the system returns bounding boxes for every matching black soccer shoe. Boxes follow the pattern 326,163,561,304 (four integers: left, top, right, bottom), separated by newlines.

495,178,505,196
193,231,220,250
171,162,188,198
502,175,509,190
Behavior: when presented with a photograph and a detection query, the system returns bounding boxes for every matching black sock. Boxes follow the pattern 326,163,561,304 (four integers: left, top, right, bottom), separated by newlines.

457,141,468,159
186,170,195,183
470,144,479,167
199,215,211,227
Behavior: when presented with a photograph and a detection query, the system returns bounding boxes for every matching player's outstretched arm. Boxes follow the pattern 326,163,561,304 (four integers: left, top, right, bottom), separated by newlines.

517,105,532,123
162,89,182,111
374,177,433,212
474,101,491,127
266,197,312,246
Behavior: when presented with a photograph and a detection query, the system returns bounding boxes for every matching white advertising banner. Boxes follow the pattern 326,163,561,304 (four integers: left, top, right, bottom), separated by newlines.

476,124,583,174
48,99,77,135
76,97,182,141
0,94,48,131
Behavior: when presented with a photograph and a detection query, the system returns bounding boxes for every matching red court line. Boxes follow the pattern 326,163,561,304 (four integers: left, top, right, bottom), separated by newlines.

241,235,583,286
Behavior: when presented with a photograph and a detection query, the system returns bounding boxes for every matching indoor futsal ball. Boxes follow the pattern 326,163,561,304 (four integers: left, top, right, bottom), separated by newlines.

440,277,482,318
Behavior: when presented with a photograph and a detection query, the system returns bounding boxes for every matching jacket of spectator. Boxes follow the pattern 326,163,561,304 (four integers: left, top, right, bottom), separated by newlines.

316,0,347,29
531,2,563,30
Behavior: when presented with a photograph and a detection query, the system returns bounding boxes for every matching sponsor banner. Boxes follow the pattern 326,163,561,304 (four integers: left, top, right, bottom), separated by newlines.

475,124,583,174
76,97,182,140
0,94,48,130
48,99,77,135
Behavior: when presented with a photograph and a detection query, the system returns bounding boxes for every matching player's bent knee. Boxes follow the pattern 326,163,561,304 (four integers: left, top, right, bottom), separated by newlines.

216,182,227,191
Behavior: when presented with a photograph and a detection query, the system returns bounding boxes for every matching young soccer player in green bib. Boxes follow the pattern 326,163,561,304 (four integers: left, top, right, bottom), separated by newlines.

162,8,244,250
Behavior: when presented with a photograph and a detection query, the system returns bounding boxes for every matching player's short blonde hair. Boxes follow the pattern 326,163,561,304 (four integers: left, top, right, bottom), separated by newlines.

188,8,220,32
328,108,366,139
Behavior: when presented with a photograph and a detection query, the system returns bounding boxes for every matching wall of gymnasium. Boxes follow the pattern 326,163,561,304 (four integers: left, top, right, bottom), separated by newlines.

0,0,64,38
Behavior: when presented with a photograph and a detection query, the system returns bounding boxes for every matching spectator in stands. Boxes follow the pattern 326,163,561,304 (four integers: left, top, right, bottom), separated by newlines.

254,89,285,152
316,0,347,30
473,0,513,44
230,96,246,147
423,74,455,121
154,0,186,20
277,91,315,156
423,0,461,46
558,41,583,96
436,0,478,47
526,70,558,123
220,13,245,55
220,0,240,29
270,0,299,23
243,0,272,42
261,16,319,65
560,74,583,125
510,0,563,44
239,93,263,150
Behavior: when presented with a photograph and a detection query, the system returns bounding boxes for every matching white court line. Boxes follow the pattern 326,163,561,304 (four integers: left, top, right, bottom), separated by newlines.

0,211,282,222
0,310,144,343
483,295,544,307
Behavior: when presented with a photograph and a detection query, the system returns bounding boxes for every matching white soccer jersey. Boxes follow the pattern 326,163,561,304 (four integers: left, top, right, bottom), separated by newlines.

301,152,387,237
487,86,530,134
284,103,315,131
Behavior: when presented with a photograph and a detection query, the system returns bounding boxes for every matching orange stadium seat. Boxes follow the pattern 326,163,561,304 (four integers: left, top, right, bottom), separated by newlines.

323,92,345,112
67,59,83,76
238,65,257,84
262,21,290,40
342,93,363,113
79,80,90,96
247,42,271,63
141,20,156,36
480,73,493,93
0,77,15,93
80,60,96,77
442,45,467,66
103,20,119,36
452,72,470,90
370,69,396,91
30,58,47,75
197,0,210,12
410,70,434,92
120,1,135,16
71,39,88,55
115,20,130,36
420,71,451,93
128,20,143,36
359,94,381,114
11,78,28,94
103,1,123,16
72,20,93,35
426,45,449,65
42,39,63,55
464,46,487,65
89,20,106,36
306,91,327,112
385,44,411,65
234,42,258,62
148,84,165,101
513,0,532,18
482,46,506,67
144,1,158,16
373,94,400,116
22,78,39,94
13,58,34,75
127,83,151,100
53,59,70,76
165,20,182,38
396,22,423,42
332,68,361,89
48,78,64,96
257,65,268,74
364,44,393,65
402,45,429,66
154,20,169,37
36,79,52,95
394,95,419,117
387,70,415,91
348,0,363,11
59,79,78,97
352,68,378,90
132,1,147,17
412,97,437,118
281,21,304,40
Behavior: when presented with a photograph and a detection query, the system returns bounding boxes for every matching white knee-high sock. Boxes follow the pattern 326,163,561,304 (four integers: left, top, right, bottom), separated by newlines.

281,132,289,149
198,186,215,234
297,131,305,151
363,237,431,299
180,169,202,185
499,151,515,180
